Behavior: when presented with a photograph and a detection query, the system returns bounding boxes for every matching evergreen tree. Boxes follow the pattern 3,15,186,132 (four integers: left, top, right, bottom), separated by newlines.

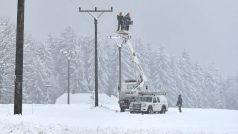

0,17,15,103
1,17,238,109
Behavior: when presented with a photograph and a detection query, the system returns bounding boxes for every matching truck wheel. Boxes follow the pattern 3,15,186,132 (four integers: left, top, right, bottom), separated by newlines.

147,107,153,114
160,106,166,114
120,107,125,112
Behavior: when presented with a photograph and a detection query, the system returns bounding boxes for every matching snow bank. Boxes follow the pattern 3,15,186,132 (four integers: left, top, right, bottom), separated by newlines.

0,104,238,134
55,93,118,105
0,93,238,134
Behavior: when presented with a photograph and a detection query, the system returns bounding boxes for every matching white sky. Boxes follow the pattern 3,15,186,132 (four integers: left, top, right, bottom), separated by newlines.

0,0,238,76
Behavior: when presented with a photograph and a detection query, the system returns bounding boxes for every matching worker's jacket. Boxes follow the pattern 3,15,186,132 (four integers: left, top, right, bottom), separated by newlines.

117,15,123,24
177,97,183,106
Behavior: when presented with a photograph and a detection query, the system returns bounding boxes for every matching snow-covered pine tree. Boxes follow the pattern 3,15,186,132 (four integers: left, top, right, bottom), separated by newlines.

105,40,119,96
134,40,153,90
0,17,16,103
80,36,95,92
192,63,206,107
151,45,177,105
97,40,110,96
23,36,41,103
121,39,139,82
177,50,197,107
224,76,238,109
204,63,225,108
169,56,182,106
1,18,237,109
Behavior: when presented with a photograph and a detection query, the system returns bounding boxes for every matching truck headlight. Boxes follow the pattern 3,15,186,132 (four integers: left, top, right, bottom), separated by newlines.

141,104,146,107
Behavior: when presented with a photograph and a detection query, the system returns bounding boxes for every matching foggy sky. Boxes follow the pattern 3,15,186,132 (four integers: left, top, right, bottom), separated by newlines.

0,0,238,76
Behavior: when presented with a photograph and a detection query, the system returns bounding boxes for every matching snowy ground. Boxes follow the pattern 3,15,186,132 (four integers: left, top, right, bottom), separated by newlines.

0,94,238,134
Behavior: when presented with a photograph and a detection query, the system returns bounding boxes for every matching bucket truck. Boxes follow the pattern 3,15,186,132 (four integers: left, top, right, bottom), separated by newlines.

110,14,167,112
109,32,150,112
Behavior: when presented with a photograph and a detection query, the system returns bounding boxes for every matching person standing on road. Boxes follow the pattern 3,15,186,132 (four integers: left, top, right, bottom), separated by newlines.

176,94,183,113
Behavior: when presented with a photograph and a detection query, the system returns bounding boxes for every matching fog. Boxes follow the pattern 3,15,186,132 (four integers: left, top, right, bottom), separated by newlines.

1,0,238,76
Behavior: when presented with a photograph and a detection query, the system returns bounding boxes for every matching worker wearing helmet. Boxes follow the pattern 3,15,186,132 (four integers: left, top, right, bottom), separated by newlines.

176,94,183,113
124,12,132,31
117,12,123,31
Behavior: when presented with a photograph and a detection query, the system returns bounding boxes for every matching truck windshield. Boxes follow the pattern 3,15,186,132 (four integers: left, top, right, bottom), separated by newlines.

138,97,152,102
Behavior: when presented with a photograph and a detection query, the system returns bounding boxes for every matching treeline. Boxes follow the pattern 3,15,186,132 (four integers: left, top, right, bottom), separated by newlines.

1,17,238,109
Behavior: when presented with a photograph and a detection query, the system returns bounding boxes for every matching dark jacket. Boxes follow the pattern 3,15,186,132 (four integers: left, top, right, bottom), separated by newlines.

177,95,183,106
117,15,123,24
124,14,131,25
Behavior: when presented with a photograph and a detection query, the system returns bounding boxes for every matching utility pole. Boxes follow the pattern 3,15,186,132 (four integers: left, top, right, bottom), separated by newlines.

118,46,122,92
79,7,113,107
60,50,74,104
67,58,70,104
107,35,124,100
14,0,25,115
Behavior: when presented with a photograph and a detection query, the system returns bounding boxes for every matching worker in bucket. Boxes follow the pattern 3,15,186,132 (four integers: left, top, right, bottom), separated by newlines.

117,12,123,31
124,12,133,31
176,94,183,113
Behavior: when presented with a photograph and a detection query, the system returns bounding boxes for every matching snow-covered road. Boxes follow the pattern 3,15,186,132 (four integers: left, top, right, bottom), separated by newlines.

0,104,238,134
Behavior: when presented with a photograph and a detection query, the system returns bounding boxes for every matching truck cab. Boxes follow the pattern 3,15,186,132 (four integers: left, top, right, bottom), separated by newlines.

129,93,168,114
119,80,146,112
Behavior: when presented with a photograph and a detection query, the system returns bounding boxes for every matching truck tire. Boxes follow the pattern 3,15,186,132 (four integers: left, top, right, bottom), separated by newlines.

120,107,125,112
147,106,153,114
160,106,166,114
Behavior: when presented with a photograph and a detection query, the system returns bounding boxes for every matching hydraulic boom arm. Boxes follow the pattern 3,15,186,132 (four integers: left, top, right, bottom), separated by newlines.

122,36,147,92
